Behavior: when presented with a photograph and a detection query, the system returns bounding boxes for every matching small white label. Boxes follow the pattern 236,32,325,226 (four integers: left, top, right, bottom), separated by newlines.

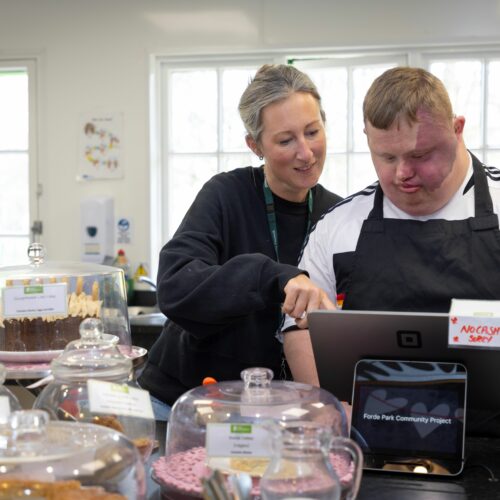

3,283,68,318
0,396,11,425
449,299,500,349
87,379,154,419
205,422,273,458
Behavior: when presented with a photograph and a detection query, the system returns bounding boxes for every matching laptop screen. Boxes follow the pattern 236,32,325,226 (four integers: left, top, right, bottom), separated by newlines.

350,359,466,475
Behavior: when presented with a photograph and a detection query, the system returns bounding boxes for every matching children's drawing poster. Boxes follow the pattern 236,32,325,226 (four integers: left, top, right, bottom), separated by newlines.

78,113,123,180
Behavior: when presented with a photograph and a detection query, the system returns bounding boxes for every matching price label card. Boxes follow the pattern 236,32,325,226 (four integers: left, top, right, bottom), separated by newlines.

3,283,68,318
449,299,500,349
88,379,154,419
205,422,273,458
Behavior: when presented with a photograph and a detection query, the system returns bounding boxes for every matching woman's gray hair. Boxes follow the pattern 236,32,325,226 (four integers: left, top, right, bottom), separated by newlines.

238,64,325,143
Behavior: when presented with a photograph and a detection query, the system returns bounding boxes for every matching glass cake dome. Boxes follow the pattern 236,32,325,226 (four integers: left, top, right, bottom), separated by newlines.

153,367,354,498
33,318,155,462
0,409,146,498
0,243,131,364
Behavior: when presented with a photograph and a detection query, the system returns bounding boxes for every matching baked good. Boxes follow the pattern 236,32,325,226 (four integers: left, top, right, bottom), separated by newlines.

227,457,271,477
0,277,102,352
133,436,155,460
91,414,125,433
0,479,125,499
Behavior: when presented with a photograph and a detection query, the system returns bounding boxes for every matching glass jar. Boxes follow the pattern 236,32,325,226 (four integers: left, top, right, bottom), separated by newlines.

33,318,155,462
0,409,146,498
0,363,22,436
153,367,351,498
260,422,363,500
0,243,131,365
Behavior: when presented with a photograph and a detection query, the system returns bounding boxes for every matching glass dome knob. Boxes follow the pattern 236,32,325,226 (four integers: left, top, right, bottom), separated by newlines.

78,317,105,341
9,410,49,455
27,242,46,265
241,367,274,389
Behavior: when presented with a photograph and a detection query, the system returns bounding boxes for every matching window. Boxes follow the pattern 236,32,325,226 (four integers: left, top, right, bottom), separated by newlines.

150,45,500,274
156,59,272,240
294,54,407,196
425,53,500,166
0,60,37,265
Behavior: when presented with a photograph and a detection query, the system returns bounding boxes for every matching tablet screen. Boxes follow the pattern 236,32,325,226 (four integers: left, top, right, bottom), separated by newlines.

350,359,466,476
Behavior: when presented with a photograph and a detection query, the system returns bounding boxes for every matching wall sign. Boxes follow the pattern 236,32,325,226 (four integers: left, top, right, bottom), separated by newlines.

78,112,123,180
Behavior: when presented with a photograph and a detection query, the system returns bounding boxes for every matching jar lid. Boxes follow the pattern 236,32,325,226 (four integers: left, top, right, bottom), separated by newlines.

177,367,336,406
1,409,141,478
0,243,122,280
50,318,132,382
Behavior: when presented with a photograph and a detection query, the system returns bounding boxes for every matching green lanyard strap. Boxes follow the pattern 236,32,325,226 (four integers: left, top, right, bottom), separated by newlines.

263,177,313,262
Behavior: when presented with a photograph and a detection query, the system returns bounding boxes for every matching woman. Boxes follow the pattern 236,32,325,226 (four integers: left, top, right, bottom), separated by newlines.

138,64,341,419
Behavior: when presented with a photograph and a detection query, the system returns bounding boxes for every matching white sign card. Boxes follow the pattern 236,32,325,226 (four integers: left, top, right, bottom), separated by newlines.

205,422,273,458
2,283,68,318
88,379,154,420
449,299,500,349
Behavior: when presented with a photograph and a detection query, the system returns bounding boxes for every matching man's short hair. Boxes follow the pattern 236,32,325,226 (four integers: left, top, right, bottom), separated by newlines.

363,67,454,129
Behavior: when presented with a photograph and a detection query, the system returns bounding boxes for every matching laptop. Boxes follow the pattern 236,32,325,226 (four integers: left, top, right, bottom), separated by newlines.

307,309,499,413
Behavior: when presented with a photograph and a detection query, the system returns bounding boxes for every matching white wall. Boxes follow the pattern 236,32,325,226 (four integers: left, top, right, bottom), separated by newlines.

1,0,500,272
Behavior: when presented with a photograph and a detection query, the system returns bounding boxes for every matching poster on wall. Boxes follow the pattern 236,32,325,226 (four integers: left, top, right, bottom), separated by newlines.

78,112,123,180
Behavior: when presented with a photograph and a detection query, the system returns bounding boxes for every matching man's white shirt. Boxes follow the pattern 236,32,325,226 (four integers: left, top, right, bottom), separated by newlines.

282,155,500,332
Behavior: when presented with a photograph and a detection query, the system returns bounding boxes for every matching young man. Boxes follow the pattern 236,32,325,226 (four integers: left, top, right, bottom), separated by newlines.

282,67,500,386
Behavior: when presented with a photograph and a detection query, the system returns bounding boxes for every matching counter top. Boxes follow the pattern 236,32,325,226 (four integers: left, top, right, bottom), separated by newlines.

130,313,166,351
146,423,500,500
130,312,167,328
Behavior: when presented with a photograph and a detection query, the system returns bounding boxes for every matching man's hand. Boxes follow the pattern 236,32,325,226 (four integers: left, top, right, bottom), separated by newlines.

282,274,336,328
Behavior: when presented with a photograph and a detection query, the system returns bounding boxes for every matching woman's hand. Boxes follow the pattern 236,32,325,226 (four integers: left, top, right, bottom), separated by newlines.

282,274,336,329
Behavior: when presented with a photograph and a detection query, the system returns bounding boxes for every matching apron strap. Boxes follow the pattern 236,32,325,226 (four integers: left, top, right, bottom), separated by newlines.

366,153,499,232
469,153,499,231
365,183,385,232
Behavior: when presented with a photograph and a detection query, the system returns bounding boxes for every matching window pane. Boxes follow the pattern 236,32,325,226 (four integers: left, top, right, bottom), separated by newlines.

430,60,482,148
219,153,260,173
352,64,397,152
307,68,348,153
486,150,500,166
321,154,347,198
0,71,28,151
487,61,500,148
222,68,258,152
168,155,218,235
0,153,29,233
0,236,30,266
170,70,217,153
349,153,376,194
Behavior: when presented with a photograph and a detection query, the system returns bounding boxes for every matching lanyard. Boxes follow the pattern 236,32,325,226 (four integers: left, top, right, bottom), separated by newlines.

263,177,313,262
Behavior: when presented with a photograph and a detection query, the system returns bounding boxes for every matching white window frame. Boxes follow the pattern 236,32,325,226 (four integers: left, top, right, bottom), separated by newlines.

149,52,286,274
0,57,40,259
149,43,500,276
420,46,500,163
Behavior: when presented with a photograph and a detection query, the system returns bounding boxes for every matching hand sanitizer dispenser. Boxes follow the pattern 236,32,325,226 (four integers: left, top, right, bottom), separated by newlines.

81,196,114,263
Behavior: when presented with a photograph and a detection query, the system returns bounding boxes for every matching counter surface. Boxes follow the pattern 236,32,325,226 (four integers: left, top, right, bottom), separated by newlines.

146,423,500,499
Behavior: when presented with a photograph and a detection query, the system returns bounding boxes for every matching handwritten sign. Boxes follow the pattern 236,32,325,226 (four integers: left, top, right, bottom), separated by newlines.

449,299,500,349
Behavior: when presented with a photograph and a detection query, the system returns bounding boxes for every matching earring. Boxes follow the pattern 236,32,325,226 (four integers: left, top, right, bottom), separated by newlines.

259,155,263,161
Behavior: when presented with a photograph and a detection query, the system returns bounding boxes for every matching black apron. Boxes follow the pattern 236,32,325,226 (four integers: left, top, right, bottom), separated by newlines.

342,154,500,312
